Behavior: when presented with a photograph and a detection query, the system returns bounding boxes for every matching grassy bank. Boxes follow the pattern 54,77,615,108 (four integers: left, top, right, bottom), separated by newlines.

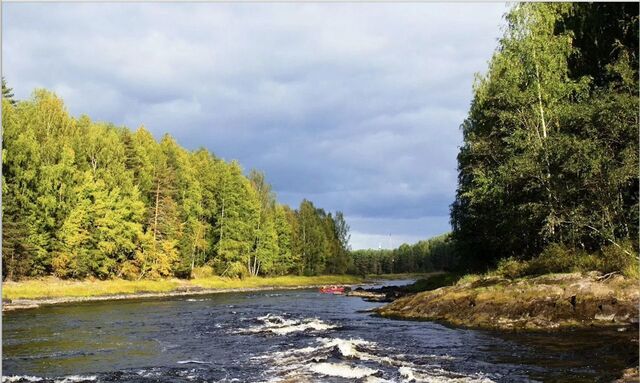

2,274,363,301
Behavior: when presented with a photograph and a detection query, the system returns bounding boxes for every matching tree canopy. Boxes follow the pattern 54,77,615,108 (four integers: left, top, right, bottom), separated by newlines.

451,3,638,271
2,89,352,280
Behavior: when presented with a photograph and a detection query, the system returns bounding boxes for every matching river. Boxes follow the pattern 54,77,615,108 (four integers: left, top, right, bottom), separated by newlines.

2,280,637,382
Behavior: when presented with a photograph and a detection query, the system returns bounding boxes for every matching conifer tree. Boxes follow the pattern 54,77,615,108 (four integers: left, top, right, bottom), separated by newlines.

2,77,16,105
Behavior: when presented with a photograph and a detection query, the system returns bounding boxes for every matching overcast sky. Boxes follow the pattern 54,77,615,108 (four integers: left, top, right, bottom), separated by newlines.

2,3,506,249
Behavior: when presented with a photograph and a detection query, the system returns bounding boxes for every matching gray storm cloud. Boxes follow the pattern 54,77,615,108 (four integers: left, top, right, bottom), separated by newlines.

2,2,506,249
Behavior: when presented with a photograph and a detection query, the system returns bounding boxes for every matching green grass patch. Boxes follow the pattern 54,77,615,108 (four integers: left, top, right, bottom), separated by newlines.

189,275,362,289
2,275,363,301
2,277,180,300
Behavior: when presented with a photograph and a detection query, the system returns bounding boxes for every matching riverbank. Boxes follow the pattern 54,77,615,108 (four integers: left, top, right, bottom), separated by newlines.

2,274,366,311
377,271,639,331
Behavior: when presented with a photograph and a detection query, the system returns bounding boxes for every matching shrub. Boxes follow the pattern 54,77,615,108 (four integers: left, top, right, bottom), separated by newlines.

494,241,639,278
192,265,215,279
600,241,639,278
226,262,249,279
119,261,140,280
495,257,529,279
528,244,581,275
456,273,483,286
573,253,603,273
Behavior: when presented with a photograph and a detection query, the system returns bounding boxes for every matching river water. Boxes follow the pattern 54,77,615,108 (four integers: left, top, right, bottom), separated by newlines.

2,280,637,382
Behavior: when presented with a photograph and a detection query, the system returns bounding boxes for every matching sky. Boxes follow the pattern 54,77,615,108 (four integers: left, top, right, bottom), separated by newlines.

2,3,506,250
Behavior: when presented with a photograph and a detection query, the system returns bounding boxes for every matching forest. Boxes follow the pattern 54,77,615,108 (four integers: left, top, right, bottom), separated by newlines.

2,3,638,282
451,3,639,275
1,85,352,280
349,234,457,276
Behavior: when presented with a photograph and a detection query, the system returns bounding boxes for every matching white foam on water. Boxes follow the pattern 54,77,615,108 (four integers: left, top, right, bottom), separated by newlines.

318,337,372,358
316,337,417,369
253,337,388,382
238,314,338,335
399,366,496,383
177,360,211,365
54,376,97,383
256,314,297,326
364,377,395,383
186,298,207,302
0,377,95,383
253,337,374,364
309,363,379,379
253,335,494,383
270,319,338,335
2,377,44,383
136,369,162,378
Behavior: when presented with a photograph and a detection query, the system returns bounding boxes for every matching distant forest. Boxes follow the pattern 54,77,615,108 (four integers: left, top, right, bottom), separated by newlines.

2,3,638,281
350,234,456,276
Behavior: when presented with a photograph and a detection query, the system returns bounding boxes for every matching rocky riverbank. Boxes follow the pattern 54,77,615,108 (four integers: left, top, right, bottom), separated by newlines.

346,285,408,302
376,272,639,330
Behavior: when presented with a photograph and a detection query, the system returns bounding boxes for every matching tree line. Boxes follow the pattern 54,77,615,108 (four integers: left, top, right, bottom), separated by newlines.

451,3,638,271
349,234,457,276
1,88,351,280
4,3,636,281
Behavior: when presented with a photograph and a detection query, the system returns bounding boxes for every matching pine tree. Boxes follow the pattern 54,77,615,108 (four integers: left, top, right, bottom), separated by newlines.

2,77,16,105
213,162,259,278
297,200,328,275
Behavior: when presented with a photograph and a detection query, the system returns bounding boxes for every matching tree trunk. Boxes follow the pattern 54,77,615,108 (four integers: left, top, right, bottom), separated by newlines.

533,51,548,139
533,49,557,238
153,180,160,250
190,240,197,279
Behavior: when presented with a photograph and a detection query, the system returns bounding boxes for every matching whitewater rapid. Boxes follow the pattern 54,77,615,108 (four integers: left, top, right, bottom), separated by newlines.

240,314,496,383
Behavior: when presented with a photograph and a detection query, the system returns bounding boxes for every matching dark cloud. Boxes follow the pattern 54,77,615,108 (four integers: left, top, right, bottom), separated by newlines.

2,2,506,249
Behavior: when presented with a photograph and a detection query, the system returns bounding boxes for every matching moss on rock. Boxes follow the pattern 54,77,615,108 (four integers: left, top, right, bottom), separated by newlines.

377,272,639,330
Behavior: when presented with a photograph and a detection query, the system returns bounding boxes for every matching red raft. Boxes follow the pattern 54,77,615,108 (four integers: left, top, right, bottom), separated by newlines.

319,285,345,294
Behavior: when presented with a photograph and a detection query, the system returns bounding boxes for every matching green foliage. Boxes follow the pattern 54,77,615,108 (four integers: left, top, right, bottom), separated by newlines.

273,205,296,275
2,90,352,281
349,233,457,275
599,241,639,278
452,3,638,271
404,273,461,293
191,265,215,279
2,77,16,105
494,242,639,279
53,173,144,279
495,257,531,280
